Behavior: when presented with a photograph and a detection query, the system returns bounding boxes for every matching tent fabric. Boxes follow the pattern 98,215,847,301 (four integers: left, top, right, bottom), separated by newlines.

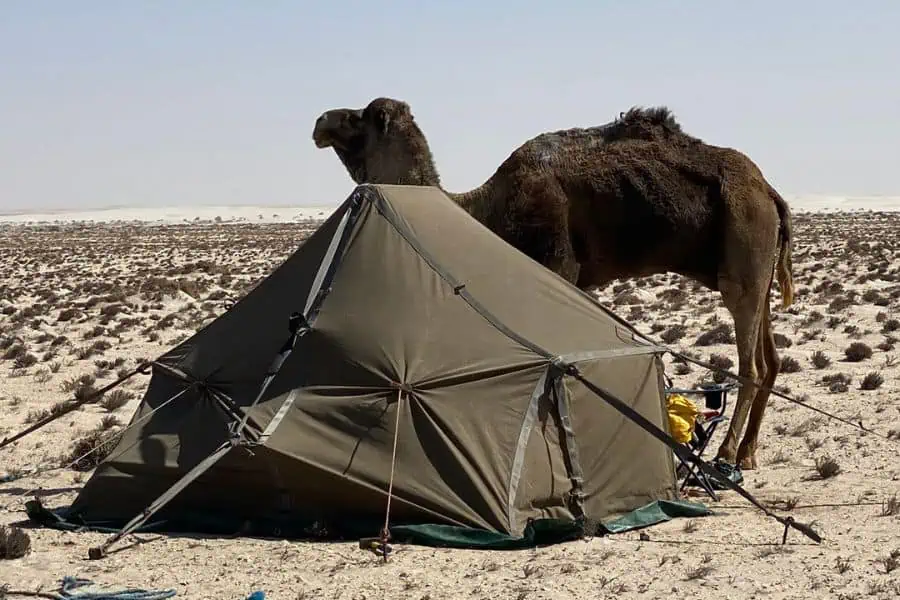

60,183,692,546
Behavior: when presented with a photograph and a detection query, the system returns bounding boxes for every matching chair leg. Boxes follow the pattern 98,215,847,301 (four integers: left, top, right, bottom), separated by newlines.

676,445,719,501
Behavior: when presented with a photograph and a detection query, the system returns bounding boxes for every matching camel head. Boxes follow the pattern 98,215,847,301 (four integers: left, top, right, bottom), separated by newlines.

312,107,364,150
313,97,441,187
312,107,370,183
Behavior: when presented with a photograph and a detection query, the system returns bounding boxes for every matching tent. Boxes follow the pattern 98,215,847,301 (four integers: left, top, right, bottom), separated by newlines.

28,183,708,552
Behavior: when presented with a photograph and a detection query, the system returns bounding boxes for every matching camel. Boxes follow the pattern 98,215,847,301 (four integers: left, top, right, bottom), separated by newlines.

311,97,794,471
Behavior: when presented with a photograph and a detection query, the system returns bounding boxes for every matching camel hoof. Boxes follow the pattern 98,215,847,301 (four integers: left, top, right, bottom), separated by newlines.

713,449,736,465
738,454,757,470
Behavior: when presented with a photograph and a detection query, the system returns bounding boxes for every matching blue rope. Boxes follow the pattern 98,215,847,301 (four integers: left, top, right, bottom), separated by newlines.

55,576,177,600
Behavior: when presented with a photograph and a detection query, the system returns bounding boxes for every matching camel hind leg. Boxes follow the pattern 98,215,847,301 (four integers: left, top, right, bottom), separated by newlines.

713,275,765,466
735,287,780,469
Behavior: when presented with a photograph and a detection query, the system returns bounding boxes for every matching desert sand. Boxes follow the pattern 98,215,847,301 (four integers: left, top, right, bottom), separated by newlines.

1,201,899,599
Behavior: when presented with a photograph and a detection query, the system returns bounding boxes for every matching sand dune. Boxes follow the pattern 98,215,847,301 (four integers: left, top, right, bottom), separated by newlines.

1,199,900,599
1,194,899,226
0,205,336,225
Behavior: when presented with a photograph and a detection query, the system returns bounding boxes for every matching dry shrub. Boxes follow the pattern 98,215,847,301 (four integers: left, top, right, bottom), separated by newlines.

773,333,792,348
882,318,900,333
13,353,38,370
882,494,900,517
862,289,885,304
0,525,31,559
32,367,52,383
614,292,642,306
100,389,134,412
814,456,841,479
821,373,851,393
844,342,873,362
811,351,832,369
2,343,25,360
860,371,884,390
780,356,801,373
57,307,81,322
660,324,688,344
707,354,734,383
66,420,121,471
695,323,733,347
827,295,854,313
60,373,95,393
878,550,899,574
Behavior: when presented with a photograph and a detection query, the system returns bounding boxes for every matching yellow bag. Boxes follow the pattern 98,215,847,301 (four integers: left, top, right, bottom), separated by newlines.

666,394,699,444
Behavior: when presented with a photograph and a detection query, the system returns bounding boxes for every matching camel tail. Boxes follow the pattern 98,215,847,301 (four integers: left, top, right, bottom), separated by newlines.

771,186,794,308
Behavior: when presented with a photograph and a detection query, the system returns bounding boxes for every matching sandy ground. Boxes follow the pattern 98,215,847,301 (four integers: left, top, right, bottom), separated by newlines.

1,209,899,600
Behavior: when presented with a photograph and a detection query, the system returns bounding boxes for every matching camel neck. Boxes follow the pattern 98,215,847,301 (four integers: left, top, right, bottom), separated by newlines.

450,182,493,225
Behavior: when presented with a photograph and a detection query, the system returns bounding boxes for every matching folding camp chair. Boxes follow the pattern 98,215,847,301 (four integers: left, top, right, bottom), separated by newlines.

664,378,738,501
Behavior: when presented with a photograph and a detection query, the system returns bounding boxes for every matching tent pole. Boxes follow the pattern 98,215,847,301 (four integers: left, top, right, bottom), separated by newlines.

88,440,233,560
85,192,366,559
0,361,152,452
559,360,822,545
87,314,309,560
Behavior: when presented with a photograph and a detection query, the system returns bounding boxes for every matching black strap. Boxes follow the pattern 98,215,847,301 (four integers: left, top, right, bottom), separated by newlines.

562,362,822,544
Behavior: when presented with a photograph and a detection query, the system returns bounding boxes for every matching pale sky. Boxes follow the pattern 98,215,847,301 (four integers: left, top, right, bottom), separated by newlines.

1,1,898,212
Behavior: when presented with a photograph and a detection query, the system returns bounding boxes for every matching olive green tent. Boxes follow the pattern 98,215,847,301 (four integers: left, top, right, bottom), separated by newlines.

30,183,708,552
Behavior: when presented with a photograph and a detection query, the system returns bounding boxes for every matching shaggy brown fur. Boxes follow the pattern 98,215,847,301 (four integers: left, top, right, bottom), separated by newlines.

312,97,795,470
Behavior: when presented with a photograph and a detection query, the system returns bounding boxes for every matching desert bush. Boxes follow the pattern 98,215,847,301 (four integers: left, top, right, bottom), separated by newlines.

0,525,31,559
660,324,688,344
821,373,852,393
860,372,885,390
882,494,900,517
695,323,733,347
32,367,52,383
57,307,80,322
707,354,734,383
674,363,691,375
773,333,792,349
1,343,25,360
814,456,841,479
65,425,119,471
827,295,854,313
780,356,801,373
811,351,832,369
24,408,49,424
100,389,133,412
60,373,95,393
13,353,38,370
862,289,885,304
882,318,900,333
83,325,106,339
844,342,873,362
